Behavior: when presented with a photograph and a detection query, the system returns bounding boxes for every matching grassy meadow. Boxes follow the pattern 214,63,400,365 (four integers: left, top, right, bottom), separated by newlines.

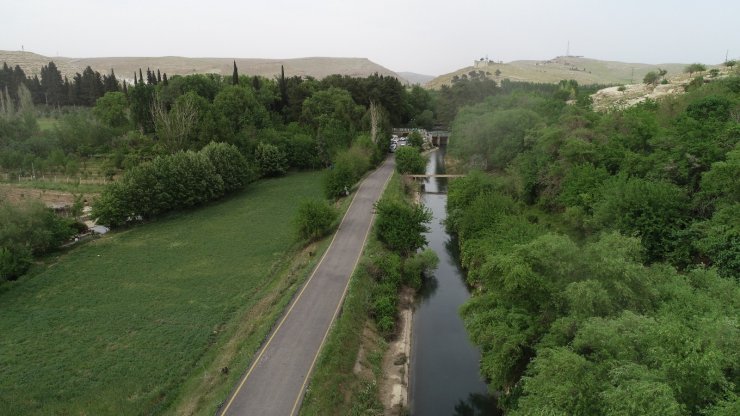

0,170,333,415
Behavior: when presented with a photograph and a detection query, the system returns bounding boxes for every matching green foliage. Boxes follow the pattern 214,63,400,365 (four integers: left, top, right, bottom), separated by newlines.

406,130,424,148
374,196,431,255
450,104,542,170
0,201,77,280
592,176,689,262
92,147,241,226
255,142,288,177
685,63,707,75
322,144,372,198
200,141,256,192
0,244,32,282
128,83,155,133
643,71,659,86
93,91,129,127
294,198,339,241
394,146,426,174
401,248,439,289
558,163,610,208
445,72,740,416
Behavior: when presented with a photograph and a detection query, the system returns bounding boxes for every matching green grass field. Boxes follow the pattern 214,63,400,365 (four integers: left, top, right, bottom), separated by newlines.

36,117,60,132
0,170,333,415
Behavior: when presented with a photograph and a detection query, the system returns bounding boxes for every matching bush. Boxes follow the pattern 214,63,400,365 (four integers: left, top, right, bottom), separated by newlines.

407,130,424,148
323,145,372,198
0,244,32,281
394,146,426,174
294,199,339,241
401,248,439,289
255,142,288,177
201,141,256,192
374,197,432,255
591,176,689,262
0,201,77,281
372,281,399,336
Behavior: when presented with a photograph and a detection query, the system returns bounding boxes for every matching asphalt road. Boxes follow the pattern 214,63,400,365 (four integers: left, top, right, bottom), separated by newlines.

219,157,395,416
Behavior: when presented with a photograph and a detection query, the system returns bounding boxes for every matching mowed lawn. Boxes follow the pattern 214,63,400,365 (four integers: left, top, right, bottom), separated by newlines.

0,171,324,415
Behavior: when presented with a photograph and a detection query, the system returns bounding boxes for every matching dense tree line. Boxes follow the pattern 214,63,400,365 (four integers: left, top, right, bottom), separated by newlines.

92,142,253,226
445,73,740,414
0,61,122,108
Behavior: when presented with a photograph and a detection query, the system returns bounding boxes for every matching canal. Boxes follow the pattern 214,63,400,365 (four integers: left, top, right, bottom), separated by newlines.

409,147,498,415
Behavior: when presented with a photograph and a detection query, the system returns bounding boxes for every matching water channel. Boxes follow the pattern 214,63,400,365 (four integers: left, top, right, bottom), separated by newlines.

409,147,499,415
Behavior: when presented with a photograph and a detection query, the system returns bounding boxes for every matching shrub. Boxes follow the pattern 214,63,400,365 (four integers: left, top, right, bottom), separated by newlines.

323,145,372,198
374,197,432,255
255,142,288,177
294,199,339,241
0,201,77,280
401,248,439,289
0,244,32,281
201,141,255,192
394,146,426,174
407,130,424,148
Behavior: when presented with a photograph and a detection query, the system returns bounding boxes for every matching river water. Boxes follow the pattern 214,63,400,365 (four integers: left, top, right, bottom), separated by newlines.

409,148,498,416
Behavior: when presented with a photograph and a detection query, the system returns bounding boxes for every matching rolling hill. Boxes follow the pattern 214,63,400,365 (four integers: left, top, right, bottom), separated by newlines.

426,56,705,88
0,50,407,83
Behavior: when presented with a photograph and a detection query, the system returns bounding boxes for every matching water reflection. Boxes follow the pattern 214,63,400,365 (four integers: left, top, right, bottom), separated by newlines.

410,146,497,415
453,393,503,416
417,273,439,301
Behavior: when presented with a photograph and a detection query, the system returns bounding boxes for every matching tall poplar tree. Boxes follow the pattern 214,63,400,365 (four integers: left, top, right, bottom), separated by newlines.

232,61,239,85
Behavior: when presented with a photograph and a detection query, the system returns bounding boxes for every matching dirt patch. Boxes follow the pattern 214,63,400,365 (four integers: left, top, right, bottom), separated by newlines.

0,184,98,207
379,287,415,415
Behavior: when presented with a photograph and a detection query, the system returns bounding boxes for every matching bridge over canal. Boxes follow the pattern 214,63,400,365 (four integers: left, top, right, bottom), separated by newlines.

393,128,451,146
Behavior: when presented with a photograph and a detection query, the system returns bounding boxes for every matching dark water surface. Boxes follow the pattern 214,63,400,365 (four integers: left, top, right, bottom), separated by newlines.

409,148,498,416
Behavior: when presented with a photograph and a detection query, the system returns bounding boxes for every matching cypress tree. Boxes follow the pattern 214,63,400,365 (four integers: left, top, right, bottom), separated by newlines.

252,75,260,91
139,68,144,86
232,60,239,85
162,73,168,86
157,69,161,84
122,80,128,96
277,65,288,113
134,72,138,86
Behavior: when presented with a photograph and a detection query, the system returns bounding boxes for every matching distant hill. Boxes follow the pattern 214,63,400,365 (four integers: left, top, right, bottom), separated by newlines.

397,71,435,85
0,50,407,83
426,56,705,88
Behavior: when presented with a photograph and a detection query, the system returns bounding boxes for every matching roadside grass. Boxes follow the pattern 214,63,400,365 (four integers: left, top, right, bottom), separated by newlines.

299,238,387,416
0,170,338,415
300,173,405,416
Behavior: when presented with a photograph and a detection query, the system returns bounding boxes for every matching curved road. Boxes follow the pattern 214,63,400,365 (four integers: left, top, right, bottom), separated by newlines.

219,157,395,416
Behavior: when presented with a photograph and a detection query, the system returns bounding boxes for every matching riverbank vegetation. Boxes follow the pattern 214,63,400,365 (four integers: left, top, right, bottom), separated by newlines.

446,73,740,414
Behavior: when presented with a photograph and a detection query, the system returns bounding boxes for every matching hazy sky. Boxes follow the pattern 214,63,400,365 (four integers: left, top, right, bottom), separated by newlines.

3,0,739,75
